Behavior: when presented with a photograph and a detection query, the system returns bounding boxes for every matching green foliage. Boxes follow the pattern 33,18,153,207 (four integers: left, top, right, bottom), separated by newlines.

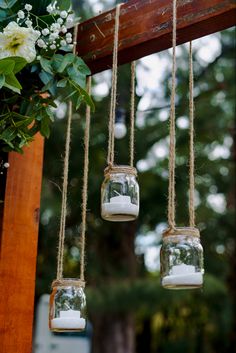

0,1,93,153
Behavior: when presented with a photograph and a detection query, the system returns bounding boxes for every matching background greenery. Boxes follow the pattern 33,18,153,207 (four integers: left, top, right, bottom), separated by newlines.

35,2,235,352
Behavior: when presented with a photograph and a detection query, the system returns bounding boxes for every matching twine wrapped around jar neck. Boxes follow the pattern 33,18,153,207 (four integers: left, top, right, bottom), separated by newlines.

104,164,137,177
163,227,200,238
52,279,86,289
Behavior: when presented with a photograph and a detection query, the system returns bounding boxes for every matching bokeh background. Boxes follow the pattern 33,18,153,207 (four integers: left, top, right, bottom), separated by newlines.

34,1,236,352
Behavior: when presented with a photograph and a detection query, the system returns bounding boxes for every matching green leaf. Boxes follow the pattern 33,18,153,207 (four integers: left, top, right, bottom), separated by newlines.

74,57,91,75
57,53,75,73
0,59,15,75
11,56,28,74
57,78,67,88
56,0,71,10
4,73,22,93
40,57,53,74
51,54,63,72
40,116,51,138
67,64,86,88
0,126,17,142
0,73,5,89
0,0,17,9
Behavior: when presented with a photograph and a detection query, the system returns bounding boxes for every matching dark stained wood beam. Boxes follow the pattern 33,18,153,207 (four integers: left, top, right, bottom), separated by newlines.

77,0,236,74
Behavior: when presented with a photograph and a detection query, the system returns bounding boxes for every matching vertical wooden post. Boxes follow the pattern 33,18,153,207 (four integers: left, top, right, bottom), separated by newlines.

0,134,44,353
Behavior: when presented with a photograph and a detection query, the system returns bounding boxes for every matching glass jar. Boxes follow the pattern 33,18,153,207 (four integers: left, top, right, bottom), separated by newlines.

160,227,204,289
101,165,139,221
49,279,86,332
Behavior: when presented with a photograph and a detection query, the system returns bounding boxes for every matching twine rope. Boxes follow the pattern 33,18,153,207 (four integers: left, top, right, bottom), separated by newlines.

107,4,122,166
167,0,177,230
56,89,73,280
52,279,85,289
56,24,83,280
104,165,137,177
189,41,195,227
163,227,200,238
80,76,91,282
130,61,136,167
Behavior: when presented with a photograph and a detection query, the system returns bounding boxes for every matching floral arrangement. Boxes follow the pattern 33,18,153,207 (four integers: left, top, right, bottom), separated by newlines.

0,0,93,153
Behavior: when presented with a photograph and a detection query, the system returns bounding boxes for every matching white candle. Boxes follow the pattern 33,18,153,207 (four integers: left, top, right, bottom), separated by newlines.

162,264,203,288
102,195,139,221
51,309,86,330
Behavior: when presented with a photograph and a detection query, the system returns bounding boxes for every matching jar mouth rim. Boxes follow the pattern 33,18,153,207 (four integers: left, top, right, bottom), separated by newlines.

51,278,85,288
104,165,137,177
162,227,200,238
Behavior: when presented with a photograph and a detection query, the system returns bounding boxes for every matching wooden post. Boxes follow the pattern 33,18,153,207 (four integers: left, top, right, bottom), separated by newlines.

0,134,44,353
77,0,236,74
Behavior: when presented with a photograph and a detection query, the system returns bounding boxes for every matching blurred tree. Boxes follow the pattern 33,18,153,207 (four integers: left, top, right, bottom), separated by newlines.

35,2,235,350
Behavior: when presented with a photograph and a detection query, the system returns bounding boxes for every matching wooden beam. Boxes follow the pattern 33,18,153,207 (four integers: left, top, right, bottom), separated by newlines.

0,134,44,353
77,0,236,74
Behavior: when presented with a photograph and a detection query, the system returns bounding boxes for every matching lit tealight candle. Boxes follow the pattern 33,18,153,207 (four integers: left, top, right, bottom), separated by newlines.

162,263,203,288
51,309,86,330
101,195,139,221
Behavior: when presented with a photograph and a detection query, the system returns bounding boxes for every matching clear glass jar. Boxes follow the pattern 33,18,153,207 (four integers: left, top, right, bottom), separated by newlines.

160,227,204,289
101,165,139,222
49,279,86,332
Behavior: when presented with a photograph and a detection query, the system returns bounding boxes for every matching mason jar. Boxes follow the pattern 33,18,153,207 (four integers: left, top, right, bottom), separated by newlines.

49,279,86,332
160,227,204,289
101,165,139,222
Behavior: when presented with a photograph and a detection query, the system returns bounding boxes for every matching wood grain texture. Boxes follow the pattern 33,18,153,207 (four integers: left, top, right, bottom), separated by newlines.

0,134,44,353
77,0,236,74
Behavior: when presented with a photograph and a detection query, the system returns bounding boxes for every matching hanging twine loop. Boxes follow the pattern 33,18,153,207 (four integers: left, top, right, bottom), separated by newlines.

188,41,196,228
104,164,137,178
167,0,177,231
107,4,122,167
79,76,92,282
106,4,136,170
130,61,136,168
163,227,200,238
52,279,85,289
166,2,197,237
55,24,91,284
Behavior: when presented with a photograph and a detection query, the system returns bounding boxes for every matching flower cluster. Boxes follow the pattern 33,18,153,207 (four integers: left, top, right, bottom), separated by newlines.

0,1,93,153
16,3,76,56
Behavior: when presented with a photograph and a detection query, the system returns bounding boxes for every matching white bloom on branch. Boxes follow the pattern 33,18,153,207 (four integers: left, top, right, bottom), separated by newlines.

46,4,53,13
25,20,32,27
25,4,32,11
37,39,47,49
42,28,49,36
17,10,25,19
60,11,68,19
0,22,40,62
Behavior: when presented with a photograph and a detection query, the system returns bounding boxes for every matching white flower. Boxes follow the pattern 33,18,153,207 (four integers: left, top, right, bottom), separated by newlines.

50,23,60,32
46,4,53,13
25,4,32,11
66,32,72,38
49,32,59,41
66,37,72,44
61,26,67,34
0,22,40,62
57,18,63,25
42,28,49,36
17,10,25,19
68,44,74,50
60,11,68,19
50,44,56,50
25,20,32,27
37,39,47,48
60,39,66,46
